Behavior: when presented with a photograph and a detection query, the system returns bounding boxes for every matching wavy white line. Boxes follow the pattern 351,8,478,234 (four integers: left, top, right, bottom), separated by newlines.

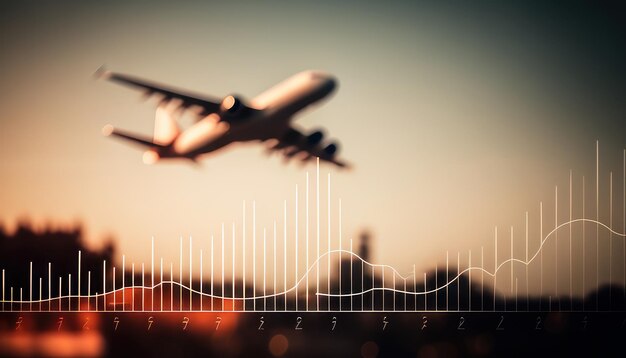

2,218,624,305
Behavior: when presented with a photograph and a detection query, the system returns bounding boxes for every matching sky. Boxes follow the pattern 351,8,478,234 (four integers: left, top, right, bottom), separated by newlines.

1,0,625,297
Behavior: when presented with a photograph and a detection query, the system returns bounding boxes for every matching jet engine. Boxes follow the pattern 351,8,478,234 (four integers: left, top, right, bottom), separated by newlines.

324,143,338,156
306,130,324,146
220,95,244,116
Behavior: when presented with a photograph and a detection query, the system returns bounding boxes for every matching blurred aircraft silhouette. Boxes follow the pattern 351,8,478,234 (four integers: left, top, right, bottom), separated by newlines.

97,67,348,167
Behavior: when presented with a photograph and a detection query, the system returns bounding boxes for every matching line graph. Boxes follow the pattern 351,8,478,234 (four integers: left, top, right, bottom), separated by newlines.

1,142,625,313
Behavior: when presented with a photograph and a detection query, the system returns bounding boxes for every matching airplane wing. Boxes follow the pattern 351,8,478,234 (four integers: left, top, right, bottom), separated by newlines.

95,67,222,115
101,124,165,149
269,127,349,168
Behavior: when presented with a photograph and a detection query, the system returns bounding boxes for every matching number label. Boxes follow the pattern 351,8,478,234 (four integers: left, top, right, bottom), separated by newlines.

382,316,389,331
258,316,265,331
57,317,64,331
215,317,222,330
457,316,465,330
496,315,504,331
113,316,120,331
15,316,23,331
147,316,154,331
295,316,303,330
331,316,337,331
182,316,190,331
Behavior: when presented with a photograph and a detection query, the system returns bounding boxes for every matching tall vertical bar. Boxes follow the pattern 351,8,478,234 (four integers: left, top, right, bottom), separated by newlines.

103,260,106,311
316,158,320,310
151,237,154,311
78,251,81,310
190,236,193,311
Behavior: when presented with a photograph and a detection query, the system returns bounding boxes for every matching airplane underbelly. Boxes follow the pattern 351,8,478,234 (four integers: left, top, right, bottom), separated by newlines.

173,114,230,155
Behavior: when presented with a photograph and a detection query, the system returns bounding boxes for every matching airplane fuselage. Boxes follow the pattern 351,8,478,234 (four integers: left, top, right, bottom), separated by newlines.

160,70,337,160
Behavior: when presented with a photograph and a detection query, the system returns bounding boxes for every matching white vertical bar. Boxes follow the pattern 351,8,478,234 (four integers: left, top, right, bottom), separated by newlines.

222,224,225,311
583,176,586,301
327,172,331,310
316,158,320,311
511,226,514,295
273,221,277,310
48,263,51,312
442,251,450,311
569,170,573,303
423,273,427,311
596,140,599,311
179,237,183,311
481,246,484,311
190,236,193,311
77,251,81,310
263,228,267,311
122,255,125,312
494,227,497,311
233,223,236,311
283,200,287,310
468,251,472,311
339,198,342,311
112,268,115,310
39,277,42,311
68,274,71,311
131,263,135,311
142,263,145,312
243,201,246,311
403,278,406,311
368,262,376,311
151,237,154,311
103,260,106,311
413,265,416,312
555,186,558,300
253,202,256,311
539,201,543,304
169,263,173,311
170,263,173,311
296,186,299,311
392,271,396,311
199,252,203,311
457,252,460,311
1,269,4,312
350,239,353,311
160,258,163,311
29,261,32,311
211,236,214,311
525,211,529,309
610,173,613,291
87,272,90,311
305,172,308,311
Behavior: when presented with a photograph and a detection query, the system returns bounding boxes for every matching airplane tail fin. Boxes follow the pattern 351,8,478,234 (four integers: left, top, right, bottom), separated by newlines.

153,102,181,146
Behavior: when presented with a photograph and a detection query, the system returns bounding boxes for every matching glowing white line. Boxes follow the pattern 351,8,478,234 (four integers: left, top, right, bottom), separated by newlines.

14,218,620,307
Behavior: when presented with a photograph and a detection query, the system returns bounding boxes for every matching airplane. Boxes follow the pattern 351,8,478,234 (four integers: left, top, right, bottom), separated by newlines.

96,67,349,168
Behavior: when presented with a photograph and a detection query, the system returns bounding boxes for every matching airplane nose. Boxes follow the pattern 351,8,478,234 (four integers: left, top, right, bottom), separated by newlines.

326,75,338,93
310,71,336,85
314,72,337,95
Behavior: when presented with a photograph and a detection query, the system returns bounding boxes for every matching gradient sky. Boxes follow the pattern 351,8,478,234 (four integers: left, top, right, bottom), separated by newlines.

1,0,625,297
